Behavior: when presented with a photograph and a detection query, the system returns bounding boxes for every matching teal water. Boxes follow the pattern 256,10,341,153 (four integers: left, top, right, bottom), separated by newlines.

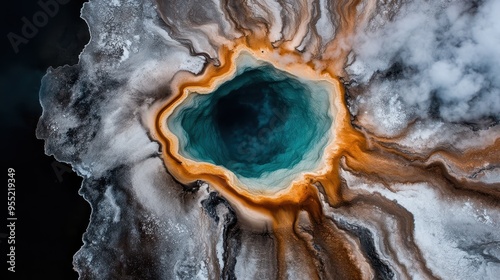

168,56,333,190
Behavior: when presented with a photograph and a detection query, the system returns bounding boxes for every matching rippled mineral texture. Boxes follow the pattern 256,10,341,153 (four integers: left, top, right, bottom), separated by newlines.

37,0,500,279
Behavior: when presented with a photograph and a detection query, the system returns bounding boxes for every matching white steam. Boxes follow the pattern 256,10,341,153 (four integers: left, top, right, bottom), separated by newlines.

348,0,500,135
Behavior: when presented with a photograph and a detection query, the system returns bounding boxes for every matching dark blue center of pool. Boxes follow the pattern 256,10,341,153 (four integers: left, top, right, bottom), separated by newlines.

169,61,333,185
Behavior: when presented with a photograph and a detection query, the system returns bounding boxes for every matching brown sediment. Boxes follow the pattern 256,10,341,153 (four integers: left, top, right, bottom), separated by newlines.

350,194,440,279
272,210,366,279
425,139,500,194
298,212,369,279
274,226,321,280
356,130,500,199
318,0,370,76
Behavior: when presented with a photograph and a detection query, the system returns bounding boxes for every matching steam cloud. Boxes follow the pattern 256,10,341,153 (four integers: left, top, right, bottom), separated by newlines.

348,0,500,135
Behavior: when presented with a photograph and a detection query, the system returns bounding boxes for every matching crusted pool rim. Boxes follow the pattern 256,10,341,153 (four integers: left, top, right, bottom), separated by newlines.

151,43,357,227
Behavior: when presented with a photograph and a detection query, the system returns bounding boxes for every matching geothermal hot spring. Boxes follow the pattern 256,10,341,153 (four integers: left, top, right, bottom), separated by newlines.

37,0,500,279
162,52,336,193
